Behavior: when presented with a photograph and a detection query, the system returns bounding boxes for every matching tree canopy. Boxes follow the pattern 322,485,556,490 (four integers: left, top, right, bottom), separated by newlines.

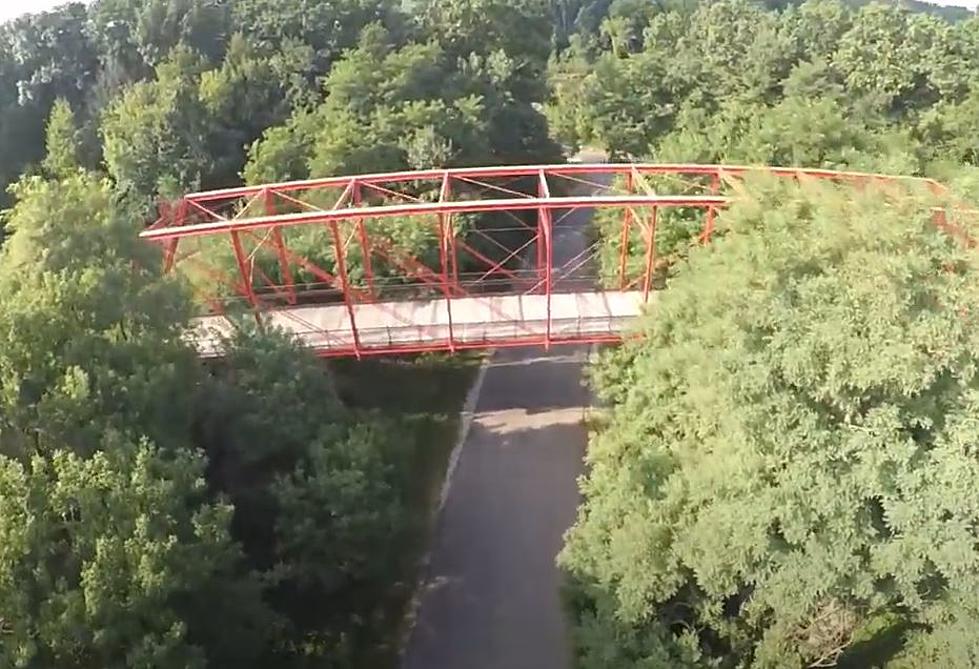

548,0,979,175
3,0,979,666
564,178,979,668
552,3,979,666
0,1,561,664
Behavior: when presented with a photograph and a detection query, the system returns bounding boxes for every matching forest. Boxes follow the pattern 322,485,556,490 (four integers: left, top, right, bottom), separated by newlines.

3,0,979,667
0,1,558,667
552,0,979,668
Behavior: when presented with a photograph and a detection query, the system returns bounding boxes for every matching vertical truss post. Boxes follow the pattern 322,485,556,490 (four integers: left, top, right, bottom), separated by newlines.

175,197,189,228
703,171,720,244
932,206,957,242
163,239,179,274
265,189,297,305
536,171,549,294
619,169,637,290
161,199,189,275
329,218,362,358
539,170,553,349
642,206,658,304
438,172,456,350
351,179,375,301
230,230,258,307
448,213,460,293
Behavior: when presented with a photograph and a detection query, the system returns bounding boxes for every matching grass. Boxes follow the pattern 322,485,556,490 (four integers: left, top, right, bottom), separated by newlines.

327,351,484,667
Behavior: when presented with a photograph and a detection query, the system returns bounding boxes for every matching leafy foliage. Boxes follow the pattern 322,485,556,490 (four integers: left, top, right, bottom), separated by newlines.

0,437,272,669
565,178,979,667
4,0,979,667
0,154,448,667
42,99,80,179
549,0,979,171
0,173,196,457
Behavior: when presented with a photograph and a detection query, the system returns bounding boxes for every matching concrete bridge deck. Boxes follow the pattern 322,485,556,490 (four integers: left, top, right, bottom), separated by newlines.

189,290,645,357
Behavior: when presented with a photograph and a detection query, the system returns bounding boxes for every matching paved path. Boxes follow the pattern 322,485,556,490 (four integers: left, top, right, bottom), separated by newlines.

402,346,588,669
402,168,607,669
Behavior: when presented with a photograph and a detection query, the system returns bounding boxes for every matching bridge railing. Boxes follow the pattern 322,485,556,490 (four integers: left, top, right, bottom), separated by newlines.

192,312,637,358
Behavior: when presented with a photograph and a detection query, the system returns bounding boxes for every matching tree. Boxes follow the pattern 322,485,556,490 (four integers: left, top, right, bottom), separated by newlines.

245,24,494,180
0,3,97,205
600,15,636,57
832,4,963,115
88,0,231,82
198,33,313,187
564,177,979,667
100,46,213,200
242,113,317,185
230,0,404,77
415,0,554,103
42,98,80,178
916,83,979,166
195,325,404,663
548,0,796,157
0,436,272,669
652,93,922,174
0,173,197,458
780,0,852,63
0,3,97,108
564,25,690,158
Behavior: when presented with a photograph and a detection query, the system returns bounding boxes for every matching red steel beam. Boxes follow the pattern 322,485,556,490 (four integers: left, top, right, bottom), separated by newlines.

142,195,729,241
181,163,938,204
229,230,258,307
619,170,635,290
539,170,554,350
439,171,456,351
642,207,658,304
328,218,362,358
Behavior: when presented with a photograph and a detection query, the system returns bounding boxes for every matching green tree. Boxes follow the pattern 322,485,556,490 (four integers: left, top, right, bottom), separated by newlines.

100,46,212,199
565,18,691,158
916,82,979,166
564,177,979,667
230,0,404,77
242,112,317,185
0,3,97,107
88,0,230,81
0,436,272,669
599,15,636,57
196,326,404,664
199,33,313,187
416,0,553,102
832,4,964,115
0,173,197,458
0,4,96,205
780,0,852,63
42,98,79,178
246,24,494,180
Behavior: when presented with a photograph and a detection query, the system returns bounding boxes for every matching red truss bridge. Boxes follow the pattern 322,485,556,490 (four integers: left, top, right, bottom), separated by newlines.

141,163,944,358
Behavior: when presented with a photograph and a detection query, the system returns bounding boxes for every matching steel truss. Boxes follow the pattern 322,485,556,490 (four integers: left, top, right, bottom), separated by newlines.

142,163,944,357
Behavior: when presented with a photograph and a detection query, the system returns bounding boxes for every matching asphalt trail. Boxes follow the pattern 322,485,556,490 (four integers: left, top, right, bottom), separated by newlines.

403,169,606,669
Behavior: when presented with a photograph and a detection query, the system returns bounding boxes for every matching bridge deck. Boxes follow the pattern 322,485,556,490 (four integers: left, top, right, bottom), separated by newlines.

190,290,646,357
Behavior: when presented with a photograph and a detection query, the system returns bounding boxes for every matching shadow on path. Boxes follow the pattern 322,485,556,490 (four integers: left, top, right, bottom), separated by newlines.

402,345,588,669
